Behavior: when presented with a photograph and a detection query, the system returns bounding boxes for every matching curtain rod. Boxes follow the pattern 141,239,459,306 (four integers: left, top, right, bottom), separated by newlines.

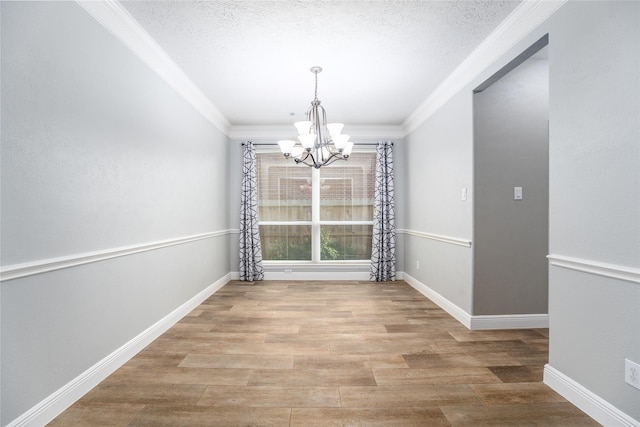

241,142,393,146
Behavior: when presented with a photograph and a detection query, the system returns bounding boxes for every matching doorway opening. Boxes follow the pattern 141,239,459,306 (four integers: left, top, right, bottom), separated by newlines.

472,36,549,318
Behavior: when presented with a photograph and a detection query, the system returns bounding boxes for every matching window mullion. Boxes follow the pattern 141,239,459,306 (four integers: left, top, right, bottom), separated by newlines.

311,167,321,262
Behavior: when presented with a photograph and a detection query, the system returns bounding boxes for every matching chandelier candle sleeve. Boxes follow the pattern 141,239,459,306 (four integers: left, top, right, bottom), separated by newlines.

277,66,353,168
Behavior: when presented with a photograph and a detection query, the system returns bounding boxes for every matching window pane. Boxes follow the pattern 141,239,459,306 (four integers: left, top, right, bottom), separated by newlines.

320,225,373,261
257,152,312,221
320,152,376,221
260,224,311,261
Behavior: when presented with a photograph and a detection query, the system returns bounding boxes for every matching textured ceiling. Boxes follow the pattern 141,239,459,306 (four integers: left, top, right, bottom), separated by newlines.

121,1,521,126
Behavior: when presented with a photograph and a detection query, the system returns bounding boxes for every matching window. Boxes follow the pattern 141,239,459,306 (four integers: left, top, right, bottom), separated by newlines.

257,151,376,262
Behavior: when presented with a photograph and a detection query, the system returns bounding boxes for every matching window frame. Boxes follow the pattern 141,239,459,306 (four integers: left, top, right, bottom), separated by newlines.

256,147,375,263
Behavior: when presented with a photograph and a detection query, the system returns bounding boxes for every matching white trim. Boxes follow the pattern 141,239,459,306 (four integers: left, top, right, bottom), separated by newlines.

1,230,231,282
6,274,231,427
470,314,549,330
544,365,640,427
229,125,406,140
403,0,566,134
398,229,472,248
267,271,371,281
403,273,472,329
319,221,374,226
258,221,374,227
258,221,312,226
403,273,548,330
548,254,640,284
75,0,231,135
229,270,405,282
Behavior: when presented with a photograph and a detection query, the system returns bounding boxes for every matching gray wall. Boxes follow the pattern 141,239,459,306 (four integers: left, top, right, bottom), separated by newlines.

473,51,549,315
404,0,639,421
1,2,230,424
547,1,639,420
2,0,638,424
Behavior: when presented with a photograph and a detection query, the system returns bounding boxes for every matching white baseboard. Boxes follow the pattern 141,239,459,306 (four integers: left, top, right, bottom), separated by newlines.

544,364,640,427
402,273,472,328
470,313,549,330
7,274,231,427
403,273,549,330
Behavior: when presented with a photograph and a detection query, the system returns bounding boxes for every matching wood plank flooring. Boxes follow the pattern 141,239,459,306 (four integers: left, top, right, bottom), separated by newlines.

50,280,598,426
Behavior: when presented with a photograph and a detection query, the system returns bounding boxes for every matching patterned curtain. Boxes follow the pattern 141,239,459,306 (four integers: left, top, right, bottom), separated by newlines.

370,141,396,281
239,142,264,281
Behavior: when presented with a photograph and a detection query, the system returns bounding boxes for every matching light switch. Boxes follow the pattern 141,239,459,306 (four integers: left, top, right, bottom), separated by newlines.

461,188,467,201
514,186,523,200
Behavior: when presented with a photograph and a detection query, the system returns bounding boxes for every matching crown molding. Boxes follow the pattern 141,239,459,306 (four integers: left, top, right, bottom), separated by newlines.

76,0,567,140
229,124,406,141
76,0,232,136
403,0,567,134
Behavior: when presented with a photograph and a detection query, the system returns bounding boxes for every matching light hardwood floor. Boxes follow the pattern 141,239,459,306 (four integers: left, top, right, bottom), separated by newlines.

50,280,599,426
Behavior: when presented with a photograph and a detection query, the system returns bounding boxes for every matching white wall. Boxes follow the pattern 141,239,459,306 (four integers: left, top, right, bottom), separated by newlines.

404,0,639,423
0,2,230,424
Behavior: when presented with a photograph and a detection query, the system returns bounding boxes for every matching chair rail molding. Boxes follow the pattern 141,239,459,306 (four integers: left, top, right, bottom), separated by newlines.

0,230,232,282
397,229,472,248
548,254,640,284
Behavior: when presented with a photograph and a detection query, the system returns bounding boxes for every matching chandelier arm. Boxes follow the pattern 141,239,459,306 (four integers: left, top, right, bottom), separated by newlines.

303,152,319,168
322,152,347,167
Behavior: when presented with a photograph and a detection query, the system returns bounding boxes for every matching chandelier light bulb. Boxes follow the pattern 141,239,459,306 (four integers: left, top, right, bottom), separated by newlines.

342,141,354,157
327,123,344,138
298,133,316,150
277,140,296,157
294,121,312,135
333,134,350,151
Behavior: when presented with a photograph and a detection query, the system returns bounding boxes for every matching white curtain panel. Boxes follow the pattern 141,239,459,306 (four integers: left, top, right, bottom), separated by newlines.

370,141,396,281
239,142,264,281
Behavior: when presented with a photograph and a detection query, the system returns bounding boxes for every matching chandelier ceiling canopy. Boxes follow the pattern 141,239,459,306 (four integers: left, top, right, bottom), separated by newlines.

278,67,353,168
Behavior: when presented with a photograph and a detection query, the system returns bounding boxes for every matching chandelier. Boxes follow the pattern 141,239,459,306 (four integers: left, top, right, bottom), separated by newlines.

278,66,353,168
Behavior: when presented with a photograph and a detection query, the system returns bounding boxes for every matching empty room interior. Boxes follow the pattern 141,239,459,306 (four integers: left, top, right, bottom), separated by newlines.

1,1,639,426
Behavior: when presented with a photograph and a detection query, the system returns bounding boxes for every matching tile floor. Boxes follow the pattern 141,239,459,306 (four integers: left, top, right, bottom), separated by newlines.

49,280,599,426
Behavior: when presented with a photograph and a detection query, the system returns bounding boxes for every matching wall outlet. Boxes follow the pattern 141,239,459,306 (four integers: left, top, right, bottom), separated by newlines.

284,269,293,274
625,359,640,390
416,261,420,270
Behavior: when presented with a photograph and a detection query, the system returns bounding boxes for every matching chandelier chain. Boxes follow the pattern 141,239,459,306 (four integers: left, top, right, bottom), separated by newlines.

314,71,318,101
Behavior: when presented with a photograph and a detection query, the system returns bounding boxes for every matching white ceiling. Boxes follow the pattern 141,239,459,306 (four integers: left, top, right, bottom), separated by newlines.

120,0,522,127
